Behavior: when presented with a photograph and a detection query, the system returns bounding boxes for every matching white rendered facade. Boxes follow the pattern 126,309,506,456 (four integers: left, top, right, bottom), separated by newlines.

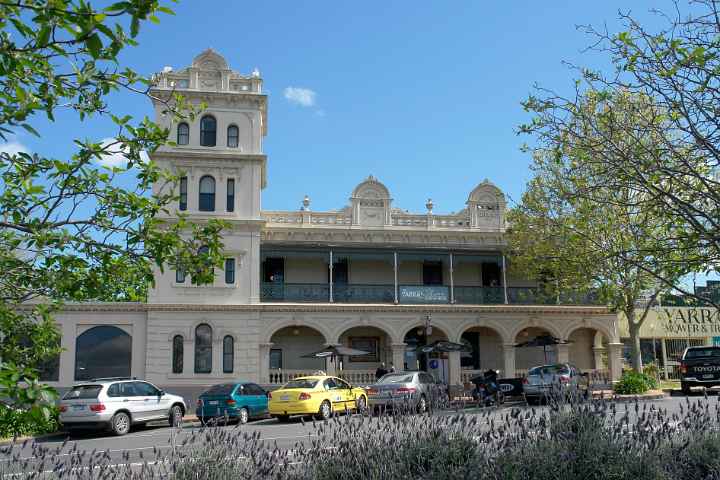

44,51,623,395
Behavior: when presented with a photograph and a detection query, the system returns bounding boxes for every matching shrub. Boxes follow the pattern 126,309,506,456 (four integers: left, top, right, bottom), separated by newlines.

614,370,656,394
0,404,59,439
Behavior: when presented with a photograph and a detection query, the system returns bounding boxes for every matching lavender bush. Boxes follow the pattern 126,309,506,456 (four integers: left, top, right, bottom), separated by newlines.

3,392,720,479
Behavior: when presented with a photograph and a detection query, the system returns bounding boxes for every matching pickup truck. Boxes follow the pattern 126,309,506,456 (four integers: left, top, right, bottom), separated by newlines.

680,345,720,394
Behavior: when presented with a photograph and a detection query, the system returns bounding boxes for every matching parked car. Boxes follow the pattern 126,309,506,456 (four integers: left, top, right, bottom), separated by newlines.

366,371,440,413
59,378,186,436
196,382,268,425
680,345,720,394
522,363,589,404
268,375,367,421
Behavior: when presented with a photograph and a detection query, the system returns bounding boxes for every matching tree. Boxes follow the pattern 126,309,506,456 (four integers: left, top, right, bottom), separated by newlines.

0,1,224,433
514,89,692,371
576,0,720,300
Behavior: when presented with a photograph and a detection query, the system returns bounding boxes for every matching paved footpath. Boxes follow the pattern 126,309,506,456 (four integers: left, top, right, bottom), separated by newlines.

1,392,715,477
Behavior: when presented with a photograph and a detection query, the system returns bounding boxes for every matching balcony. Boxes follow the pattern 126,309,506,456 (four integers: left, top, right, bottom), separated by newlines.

260,283,599,306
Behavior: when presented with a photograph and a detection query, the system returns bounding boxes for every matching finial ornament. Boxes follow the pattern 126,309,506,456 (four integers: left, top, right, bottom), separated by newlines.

425,198,434,213
302,195,311,211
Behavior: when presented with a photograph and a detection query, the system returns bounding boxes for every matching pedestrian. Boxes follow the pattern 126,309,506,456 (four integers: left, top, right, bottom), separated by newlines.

389,363,396,373
375,362,388,380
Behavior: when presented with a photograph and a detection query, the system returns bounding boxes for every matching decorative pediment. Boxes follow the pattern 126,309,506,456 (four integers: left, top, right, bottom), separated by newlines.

192,49,229,71
351,175,391,200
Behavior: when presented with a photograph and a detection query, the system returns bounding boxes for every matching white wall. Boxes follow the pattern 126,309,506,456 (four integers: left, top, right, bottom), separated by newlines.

348,260,394,284
568,328,595,370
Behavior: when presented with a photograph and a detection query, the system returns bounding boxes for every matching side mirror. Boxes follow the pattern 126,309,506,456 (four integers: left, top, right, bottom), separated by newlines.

158,390,165,396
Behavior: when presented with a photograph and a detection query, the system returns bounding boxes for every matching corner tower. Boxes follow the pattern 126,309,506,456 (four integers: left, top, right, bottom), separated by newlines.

148,49,267,304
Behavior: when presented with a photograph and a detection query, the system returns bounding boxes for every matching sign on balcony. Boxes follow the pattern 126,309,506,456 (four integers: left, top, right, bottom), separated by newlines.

399,286,449,304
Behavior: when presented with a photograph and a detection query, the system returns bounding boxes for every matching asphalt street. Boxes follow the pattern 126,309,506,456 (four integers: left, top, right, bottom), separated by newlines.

1,391,717,477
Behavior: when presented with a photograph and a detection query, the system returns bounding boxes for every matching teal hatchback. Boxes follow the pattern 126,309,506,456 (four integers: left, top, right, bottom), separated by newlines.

196,382,269,424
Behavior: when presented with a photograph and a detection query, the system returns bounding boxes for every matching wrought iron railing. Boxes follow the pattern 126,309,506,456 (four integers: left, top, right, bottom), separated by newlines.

261,283,602,305
334,284,394,303
261,283,329,302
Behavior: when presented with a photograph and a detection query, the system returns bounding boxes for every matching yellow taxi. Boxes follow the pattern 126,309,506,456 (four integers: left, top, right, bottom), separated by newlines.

268,375,367,421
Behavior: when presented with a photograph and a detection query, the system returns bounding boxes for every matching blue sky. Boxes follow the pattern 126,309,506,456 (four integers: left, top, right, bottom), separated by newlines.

4,2,668,214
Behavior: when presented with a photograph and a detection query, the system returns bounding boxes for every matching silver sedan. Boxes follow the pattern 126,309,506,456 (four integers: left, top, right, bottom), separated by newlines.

523,363,589,404
366,371,440,413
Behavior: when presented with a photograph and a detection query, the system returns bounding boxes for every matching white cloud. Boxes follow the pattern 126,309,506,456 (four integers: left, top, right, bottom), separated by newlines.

284,87,317,107
0,140,29,156
97,138,149,167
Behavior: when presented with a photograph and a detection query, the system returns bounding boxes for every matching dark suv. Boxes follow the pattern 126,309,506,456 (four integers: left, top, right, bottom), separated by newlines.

680,346,720,394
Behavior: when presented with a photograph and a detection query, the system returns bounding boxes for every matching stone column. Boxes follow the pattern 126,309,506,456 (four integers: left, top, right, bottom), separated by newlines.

593,347,606,370
557,343,570,364
391,343,406,372
503,344,516,378
607,343,624,382
448,351,461,386
258,343,273,385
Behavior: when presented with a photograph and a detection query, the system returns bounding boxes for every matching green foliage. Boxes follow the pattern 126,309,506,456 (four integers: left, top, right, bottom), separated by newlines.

0,404,59,439
0,0,228,438
613,370,656,394
643,362,660,381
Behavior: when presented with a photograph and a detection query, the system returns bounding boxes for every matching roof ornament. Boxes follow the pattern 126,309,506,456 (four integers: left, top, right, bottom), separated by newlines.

252,67,261,78
301,195,311,211
425,198,434,214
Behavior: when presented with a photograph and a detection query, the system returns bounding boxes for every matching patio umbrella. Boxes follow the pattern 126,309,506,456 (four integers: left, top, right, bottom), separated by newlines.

514,334,570,364
415,341,472,383
301,345,372,373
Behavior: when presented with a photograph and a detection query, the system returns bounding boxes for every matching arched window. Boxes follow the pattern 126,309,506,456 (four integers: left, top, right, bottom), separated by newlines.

226,178,235,212
199,175,215,212
75,326,131,381
227,125,239,148
200,115,217,147
194,324,212,373
223,335,234,373
172,335,183,374
177,122,189,145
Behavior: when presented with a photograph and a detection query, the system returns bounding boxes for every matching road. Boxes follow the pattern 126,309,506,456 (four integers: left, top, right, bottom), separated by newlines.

0,391,715,477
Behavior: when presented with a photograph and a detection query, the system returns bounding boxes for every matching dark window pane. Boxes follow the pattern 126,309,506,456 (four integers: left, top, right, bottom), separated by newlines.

200,115,216,147
269,349,282,370
177,123,189,145
63,385,102,399
227,125,239,148
133,381,160,396
199,175,215,212
176,269,186,283
179,177,187,211
172,335,183,373
481,262,501,287
195,324,212,374
225,258,235,284
423,261,443,286
223,335,234,373
75,326,131,381
263,258,284,283
226,179,235,212
202,384,236,396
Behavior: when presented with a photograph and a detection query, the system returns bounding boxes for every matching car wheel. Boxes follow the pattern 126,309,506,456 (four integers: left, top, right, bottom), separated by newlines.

238,407,249,424
526,396,538,406
681,382,692,395
317,400,332,420
168,405,183,427
416,395,427,414
356,395,367,414
111,412,131,436
276,415,290,423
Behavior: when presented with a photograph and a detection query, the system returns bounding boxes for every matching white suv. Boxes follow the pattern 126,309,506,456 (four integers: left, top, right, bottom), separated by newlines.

59,378,186,436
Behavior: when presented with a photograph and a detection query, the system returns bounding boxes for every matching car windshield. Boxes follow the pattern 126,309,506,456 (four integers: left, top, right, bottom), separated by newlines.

202,384,236,396
685,348,720,359
63,385,102,399
528,365,569,376
377,374,414,384
284,379,318,389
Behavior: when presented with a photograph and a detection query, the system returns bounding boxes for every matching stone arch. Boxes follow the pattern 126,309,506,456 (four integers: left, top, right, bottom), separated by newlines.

467,179,505,205
402,323,449,372
261,317,332,344
336,325,394,369
188,318,219,341
562,318,618,344
513,324,565,372
269,325,328,372
509,319,564,344
452,318,512,345
351,175,391,200
329,320,397,345
192,48,229,71
457,324,505,373
566,327,608,371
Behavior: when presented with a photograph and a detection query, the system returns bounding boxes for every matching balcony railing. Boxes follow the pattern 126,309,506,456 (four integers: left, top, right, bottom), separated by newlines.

261,283,602,305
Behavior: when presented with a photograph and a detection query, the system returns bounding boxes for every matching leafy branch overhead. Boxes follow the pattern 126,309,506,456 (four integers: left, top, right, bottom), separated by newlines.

0,0,226,304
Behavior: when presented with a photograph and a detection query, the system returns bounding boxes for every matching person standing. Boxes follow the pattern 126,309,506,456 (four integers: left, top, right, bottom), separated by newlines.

389,363,396,373
375,362,388,380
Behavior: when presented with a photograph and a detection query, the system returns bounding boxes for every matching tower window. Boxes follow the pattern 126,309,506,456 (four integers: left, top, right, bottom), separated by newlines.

200,115,217,147
172,335,183,374
226,178,235,212
199,175,215,212
223,335,234,374
177,123,189,145
225,258,235,284
179,176,187,211
176,269,186,283
227,125,239,148
194,324,212,374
